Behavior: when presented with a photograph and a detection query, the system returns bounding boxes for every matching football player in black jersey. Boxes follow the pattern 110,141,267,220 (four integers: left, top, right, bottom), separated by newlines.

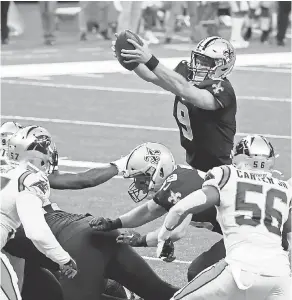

113,35,237,172
90,142,225,281
4,128,179,300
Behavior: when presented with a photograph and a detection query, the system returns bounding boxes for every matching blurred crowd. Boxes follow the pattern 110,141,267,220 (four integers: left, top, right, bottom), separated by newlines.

1,1,291,48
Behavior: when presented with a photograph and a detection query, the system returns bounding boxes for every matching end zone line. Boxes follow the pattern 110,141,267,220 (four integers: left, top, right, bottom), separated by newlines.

1,115,291,140
1,79,291,103
1,52,292,78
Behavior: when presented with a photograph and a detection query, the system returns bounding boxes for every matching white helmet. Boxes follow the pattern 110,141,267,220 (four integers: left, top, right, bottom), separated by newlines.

124,142,176,202
188,36,236,84
232,135,275,172
8,125,58,174
0,121,23,158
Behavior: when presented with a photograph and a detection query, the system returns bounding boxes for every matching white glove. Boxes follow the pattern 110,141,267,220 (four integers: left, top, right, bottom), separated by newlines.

111,154,129,175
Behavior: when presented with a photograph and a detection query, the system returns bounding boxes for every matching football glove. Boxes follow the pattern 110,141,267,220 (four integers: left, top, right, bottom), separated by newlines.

110,154,130,175
59,258,78,279
89,217,122,231
156,238,176,263
116,230,147,247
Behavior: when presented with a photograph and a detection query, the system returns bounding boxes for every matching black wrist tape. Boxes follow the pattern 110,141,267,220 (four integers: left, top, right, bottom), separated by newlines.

140,235,148,247
112,218,122,229
145,55,159,71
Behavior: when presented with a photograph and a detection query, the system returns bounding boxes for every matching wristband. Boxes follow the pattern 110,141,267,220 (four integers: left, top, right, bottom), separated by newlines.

111,218,122,229
145,55,159,71
140,235,148,247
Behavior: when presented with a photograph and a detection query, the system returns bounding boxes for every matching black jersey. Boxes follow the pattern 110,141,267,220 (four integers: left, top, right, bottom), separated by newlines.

153,166,221,234
173,61,237,172
43,205,88,238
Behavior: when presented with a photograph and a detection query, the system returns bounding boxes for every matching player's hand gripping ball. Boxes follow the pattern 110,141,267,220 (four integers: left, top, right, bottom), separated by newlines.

113,30,144,71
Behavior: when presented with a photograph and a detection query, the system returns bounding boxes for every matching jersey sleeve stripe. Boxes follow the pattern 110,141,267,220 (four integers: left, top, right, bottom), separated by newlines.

218,166,231,190
18,171,32,192
214,97,224,108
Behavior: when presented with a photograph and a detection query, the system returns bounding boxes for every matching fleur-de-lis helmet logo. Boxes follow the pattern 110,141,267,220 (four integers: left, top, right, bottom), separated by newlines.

144,147,161,165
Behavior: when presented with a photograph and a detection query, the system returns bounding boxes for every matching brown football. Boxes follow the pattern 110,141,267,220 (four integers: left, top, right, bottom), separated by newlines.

115,30,144,71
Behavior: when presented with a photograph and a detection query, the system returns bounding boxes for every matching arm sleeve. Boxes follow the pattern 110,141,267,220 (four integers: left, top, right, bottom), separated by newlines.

16,190,71,265
203,80,235,108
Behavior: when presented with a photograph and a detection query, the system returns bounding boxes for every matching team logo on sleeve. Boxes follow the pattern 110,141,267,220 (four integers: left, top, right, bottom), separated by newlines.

168,190,182,205
144,148,161,165
212,81,224,94
30,180,49,196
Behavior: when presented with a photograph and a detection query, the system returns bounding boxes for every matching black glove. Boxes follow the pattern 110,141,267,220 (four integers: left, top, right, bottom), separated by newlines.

59,258,78,279
116,230,147,247
89,217,122,231
89,217,123,231
157,238,176,263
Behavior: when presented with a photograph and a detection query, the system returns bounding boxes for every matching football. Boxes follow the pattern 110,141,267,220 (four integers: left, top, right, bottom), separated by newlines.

115,30,144,71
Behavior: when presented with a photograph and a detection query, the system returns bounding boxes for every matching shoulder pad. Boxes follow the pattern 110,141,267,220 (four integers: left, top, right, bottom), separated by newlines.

160,172,178,192
203,165,231,190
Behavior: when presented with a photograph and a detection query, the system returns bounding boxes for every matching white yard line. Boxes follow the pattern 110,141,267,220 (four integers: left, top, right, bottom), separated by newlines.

141,256,191,264
1,115,291,140
236,67,291,73
2,80,291,103
21,76,52,81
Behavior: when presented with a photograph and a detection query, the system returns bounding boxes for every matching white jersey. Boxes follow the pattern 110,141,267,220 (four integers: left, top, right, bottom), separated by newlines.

0,143,9,166
0,162,51,248
203,165,291,276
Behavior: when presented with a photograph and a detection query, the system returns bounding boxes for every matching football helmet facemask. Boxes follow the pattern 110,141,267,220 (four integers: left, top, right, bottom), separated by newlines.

8,125,58,174
188,36,236,84
124,142,176,202
0,121,23,158
232,135,275,172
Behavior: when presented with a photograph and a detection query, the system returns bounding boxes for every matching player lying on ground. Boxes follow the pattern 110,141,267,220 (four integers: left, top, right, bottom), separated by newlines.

0,121,132,299
158,135,292,300
4,126,179,300
113,35,237,172
0,126,77,300
90,142,225,281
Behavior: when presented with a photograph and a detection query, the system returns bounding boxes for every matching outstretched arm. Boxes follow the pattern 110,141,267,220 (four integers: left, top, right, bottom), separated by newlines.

121,39,220,110
48,164,118,190
90,200,166,231
133,64,173,91
48,155,128,190
119,200,166,228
